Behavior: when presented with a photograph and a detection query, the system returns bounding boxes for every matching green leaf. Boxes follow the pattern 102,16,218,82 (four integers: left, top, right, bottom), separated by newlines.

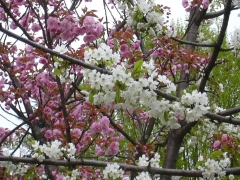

89,89,97,104
209,150,223,159
24,171,34,180
53,55,60,62
79,84,91,91
164,111,168,121
54,68,61,77
105,60,113,66
195,161,204,169
137,69,148,74
137,12,143,20
133,59,144,73
89,93,94,104
116,88,121,103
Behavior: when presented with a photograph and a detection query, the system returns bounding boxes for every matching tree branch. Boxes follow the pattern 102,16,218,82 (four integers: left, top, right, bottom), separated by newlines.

0,1,33,41
199,0,232,93
0,25,111,75
0,156,240,177
205,112,240,124
171,37,217,47
204,6,239,19
217,106,240,116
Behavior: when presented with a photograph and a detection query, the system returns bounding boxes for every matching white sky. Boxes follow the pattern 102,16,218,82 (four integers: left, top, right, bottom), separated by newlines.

1,1,240,129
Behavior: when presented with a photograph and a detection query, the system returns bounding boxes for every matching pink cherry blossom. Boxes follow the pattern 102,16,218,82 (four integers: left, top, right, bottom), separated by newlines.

0,78,5,91
31,23,41,32
14,0,25,6
44,130,53,140
202,0,209,9
83,34,96,43
182,0,189,8
53,129,62,139
100,116,110,130
71,128,82,137
47,17,60,32
10,22,17,30
44,107,52,115
93,23,104,37
83,16,95,30
213,140,221,149
90,122,102,134
104,128,115,137
120,44,129,53
221,134,229,142
95,145,105,156
39,57,48,64
107,142,119,155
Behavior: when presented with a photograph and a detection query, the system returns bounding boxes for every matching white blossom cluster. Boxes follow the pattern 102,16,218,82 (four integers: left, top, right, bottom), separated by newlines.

198,153,231,179
84,43,121,66
196,32,212,44
181,90,209,122
103,163,124,179
135,172,153,180
137,153,161,168
230,28,240,49
162,109,181,129
103,154,161,180
54,60,75,83
122,172,161,180
0,161,29,175
31,140,76,162
82,63,209,128
124,0,176,37
82,66,176,120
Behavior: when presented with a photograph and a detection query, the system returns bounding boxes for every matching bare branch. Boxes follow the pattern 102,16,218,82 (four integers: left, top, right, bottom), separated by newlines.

171,37,217,47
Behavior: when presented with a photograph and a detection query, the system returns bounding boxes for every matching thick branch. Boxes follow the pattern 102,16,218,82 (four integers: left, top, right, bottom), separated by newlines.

154,89,178,101
217,106,240,116
0,156,240,177
204,6,239,19
205,112,240,125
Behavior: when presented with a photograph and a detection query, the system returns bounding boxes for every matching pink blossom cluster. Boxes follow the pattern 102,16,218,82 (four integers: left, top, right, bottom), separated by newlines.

47,15,103,43
52,167,103,180
150,37,209,76
90,116,114,135
0,77,5,92
6,1,104,44
119,40,141,59
90,116,120,156
0,127,12,144
105,30,143,65
182,0,210,12
213,134,235,150
0,7,5,21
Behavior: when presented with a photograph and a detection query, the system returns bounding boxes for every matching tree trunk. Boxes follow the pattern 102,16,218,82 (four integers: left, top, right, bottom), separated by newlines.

161,6,207,180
